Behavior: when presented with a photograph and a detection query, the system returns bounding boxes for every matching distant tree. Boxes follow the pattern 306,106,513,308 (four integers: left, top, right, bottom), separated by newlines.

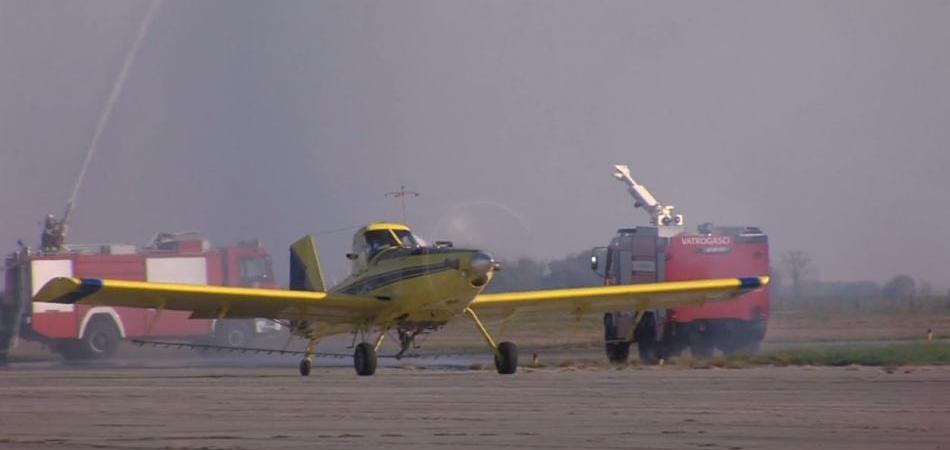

486,251,602,293
543,252,601,289
780,251,812,299
803,280,881,298
917,281,934,297
767,264,783,293
767,265,785,308
882,275,916,301
484,257,543,293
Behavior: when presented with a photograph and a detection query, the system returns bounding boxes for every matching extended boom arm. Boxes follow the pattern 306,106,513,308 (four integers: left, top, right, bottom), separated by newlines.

612,164,684,226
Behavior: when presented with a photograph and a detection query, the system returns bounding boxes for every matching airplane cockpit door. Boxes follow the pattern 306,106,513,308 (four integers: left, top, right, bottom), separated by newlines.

350,232,369,275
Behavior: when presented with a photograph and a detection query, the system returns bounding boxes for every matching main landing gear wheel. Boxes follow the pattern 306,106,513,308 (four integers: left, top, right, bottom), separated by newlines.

494,341,518,375
354,342,377,376
299,358,312,376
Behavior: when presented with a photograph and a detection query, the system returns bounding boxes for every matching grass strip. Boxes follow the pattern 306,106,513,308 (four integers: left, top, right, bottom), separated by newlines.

697,342,950,368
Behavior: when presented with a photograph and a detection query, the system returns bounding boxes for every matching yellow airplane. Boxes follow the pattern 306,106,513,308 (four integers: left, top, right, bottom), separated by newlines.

35,222,768,376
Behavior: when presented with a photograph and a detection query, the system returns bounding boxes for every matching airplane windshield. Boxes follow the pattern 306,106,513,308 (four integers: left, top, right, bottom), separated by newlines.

364,230,399,260
393,230,421,248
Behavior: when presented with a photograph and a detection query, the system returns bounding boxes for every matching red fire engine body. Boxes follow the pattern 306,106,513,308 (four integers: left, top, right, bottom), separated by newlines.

594,165,769,363
596,224,770,363
1,233,277,361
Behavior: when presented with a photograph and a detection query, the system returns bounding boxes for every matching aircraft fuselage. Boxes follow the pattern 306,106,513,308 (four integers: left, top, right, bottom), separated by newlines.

331,247,495,325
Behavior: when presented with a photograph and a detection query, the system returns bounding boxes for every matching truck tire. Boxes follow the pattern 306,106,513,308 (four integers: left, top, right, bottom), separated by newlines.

661,323,688,358
721,332,762,355
604,313,631,363
719,319,765,355
688,323,715,358
691,343,714,358
637,341,657,364
60,316,121,360
215,320,252,348
634,312,659,364
605,341,630,363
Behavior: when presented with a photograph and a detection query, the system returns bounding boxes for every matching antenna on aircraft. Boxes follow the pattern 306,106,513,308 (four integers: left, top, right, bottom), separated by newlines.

385,186,420,224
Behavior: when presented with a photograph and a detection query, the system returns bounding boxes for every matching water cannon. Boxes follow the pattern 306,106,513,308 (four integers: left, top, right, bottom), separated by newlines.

611,164,684,227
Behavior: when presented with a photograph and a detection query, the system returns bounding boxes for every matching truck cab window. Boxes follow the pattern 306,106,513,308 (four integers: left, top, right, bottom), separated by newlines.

240,257,273,282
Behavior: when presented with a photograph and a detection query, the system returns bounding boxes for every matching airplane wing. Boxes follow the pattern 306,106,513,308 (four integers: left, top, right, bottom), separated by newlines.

469,276,769,318
34,277,384,327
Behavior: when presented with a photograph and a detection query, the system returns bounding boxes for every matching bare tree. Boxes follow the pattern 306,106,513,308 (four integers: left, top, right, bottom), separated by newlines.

882,275,916,301
780,251,812,299
918,280,933,297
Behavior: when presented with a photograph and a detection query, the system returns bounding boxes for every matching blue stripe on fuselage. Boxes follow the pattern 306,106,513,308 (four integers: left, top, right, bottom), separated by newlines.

336,262,455,296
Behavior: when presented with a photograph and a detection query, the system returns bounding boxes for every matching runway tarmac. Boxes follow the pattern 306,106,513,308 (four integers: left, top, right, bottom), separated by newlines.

1,364,948,450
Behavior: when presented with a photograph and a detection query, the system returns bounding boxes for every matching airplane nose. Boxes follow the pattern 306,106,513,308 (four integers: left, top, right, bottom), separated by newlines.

468,251,495,286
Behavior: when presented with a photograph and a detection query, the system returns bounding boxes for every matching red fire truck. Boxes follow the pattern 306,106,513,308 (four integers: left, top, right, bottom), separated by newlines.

592,166,770,363
1,232,279,362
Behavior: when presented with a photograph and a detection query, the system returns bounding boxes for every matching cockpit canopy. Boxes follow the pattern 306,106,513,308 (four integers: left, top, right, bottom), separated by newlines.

363,228,420,259
350,223,424,272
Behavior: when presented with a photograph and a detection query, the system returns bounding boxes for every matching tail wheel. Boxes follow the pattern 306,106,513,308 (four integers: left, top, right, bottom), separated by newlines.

494,341,518,375
353,342,377,376
299,358,312,376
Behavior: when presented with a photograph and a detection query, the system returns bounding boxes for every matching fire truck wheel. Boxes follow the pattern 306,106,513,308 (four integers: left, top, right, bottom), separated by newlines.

605,341,630,364
494,341,518,375
688,323,715,359
690,343,714,358
637,341,659,365
634,312,660,364
215,321,251,348
78,317,121,359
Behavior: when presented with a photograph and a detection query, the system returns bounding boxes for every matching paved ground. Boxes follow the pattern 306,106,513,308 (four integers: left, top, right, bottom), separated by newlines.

1,363,948,450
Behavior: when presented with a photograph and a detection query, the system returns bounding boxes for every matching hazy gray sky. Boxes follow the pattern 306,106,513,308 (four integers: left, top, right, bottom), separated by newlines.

2,1,949,287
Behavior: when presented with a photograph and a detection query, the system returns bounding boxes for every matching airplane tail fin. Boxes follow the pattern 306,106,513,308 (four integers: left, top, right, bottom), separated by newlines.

289,235,326,292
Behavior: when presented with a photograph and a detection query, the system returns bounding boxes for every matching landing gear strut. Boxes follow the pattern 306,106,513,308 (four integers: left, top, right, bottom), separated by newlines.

464,307,518,375
395,327,422,359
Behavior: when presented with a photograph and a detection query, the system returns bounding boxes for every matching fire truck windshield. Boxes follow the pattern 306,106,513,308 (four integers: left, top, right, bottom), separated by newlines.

240,256,273,282
609,250,635,284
